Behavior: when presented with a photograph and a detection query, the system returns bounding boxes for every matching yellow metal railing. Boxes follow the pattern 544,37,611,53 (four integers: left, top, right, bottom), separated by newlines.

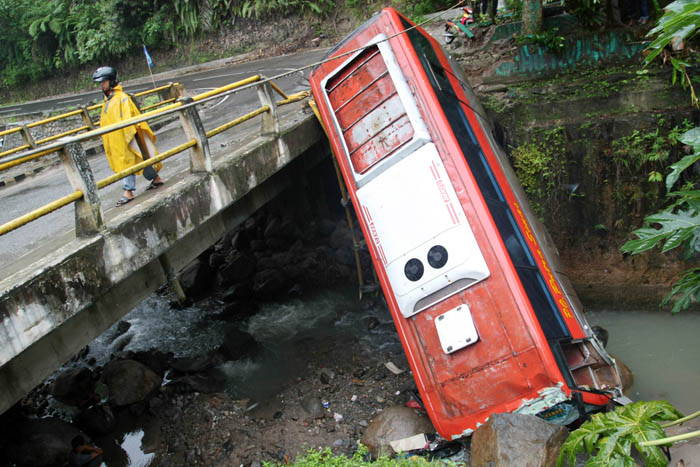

0,74,310,237
0,83,181,161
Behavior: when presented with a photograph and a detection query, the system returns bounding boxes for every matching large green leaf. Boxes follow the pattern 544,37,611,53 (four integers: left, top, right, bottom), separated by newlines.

558,401,683,467
622,209,700,254
661,268,700,312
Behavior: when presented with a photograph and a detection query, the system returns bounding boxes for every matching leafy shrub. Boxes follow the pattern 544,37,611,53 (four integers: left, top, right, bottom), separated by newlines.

558,400,683,466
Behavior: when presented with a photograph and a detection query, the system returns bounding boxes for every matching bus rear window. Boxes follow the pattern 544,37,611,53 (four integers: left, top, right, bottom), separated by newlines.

324,45,414,174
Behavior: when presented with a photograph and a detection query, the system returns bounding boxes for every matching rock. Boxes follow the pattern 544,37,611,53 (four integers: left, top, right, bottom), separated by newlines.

110,320,131,341
6,417,84,467
470,412,568,467
668,411,700,465
77,403,116,435
208,251,226,269
366,317,380,330
122,349,174,376
252,268,289,298
102,359,162,407
214,300,260,321
318,219,336,236
51,367,96,408
335,248,355,266
300,395,324,419
171,354,217,373
592,325,609,347
167,369,227,394
219,250,257,285
360,406,435,459
320,368,335,384
179,259,214,298
329,225,353,249
221,283,253,301
613,355,634,391
216,328,258,361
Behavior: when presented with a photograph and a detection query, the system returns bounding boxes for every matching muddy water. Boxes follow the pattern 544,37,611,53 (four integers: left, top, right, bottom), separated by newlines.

587,309,700,413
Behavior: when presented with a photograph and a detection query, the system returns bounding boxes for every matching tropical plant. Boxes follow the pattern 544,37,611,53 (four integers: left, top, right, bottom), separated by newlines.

644,0,700,107
621,0,700,313
557,400,683,467
566,0,605,28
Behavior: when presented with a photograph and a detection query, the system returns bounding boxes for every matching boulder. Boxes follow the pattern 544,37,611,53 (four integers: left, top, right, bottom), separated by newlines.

102,359,161,407
208,251,226,269
221,282,253,301
219,250,257,285
360,406,435,459
167,369,227,394
318,219,336,236
216,328,259,361
213,300,260,321
329,224,353,249
122,349,174,376
51,367,96,407
616,357,634,392
252,268,289,298
171,354,217,373
77,403,116,435
300,395,325,419
470,412,568,467
6,417,84,467
179,259,214,298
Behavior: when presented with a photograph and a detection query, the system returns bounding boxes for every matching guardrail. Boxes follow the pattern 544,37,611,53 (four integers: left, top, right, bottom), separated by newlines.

0,75,309,237
0,83,182,163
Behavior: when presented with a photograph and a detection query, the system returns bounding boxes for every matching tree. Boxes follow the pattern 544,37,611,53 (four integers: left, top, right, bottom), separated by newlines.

621,0,700,313
522,0,543,35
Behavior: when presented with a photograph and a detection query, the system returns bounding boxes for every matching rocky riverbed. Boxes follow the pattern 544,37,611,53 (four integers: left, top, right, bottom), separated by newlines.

0,168,439,466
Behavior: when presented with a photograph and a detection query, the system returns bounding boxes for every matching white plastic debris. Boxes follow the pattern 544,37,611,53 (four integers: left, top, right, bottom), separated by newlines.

333,412,344,422
385,361,405,375
389,433,429,453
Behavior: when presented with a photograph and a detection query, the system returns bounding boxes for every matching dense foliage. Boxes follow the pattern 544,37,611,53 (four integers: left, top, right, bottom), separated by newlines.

0,0,457,90
621,0,700,313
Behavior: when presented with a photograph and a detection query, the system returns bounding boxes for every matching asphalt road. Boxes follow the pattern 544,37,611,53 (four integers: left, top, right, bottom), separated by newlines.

0,48,330,271
0,48,330,117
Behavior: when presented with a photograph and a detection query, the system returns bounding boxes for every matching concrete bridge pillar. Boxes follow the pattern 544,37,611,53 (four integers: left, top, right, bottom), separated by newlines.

257,81,279,136
59,141,104,237
177,97,212,173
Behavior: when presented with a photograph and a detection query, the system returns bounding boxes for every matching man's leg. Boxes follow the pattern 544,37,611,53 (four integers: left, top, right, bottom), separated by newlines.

143,165,164,189
142,165,157,181
123,175,136,198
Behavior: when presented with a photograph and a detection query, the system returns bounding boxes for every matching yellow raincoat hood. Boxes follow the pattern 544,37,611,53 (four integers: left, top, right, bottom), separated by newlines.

99,84,161,175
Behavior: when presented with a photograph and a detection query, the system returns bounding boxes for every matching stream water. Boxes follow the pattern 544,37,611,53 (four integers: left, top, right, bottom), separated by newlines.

84,288,699,466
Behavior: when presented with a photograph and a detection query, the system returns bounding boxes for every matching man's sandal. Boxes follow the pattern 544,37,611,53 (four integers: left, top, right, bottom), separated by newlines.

146,180,164,190
116,197,133,206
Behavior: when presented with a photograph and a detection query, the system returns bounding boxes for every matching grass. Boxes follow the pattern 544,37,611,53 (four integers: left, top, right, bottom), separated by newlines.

264,445,462,467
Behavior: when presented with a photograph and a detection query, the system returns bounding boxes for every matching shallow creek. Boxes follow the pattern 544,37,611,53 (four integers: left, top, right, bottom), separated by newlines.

83,289,699,466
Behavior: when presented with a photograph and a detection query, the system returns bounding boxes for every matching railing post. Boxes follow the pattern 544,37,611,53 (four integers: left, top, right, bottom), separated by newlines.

176,97,212,173
171,84,185,100
80,106,95,130
20,125,37,149
257,81,279,136
59,141,104,237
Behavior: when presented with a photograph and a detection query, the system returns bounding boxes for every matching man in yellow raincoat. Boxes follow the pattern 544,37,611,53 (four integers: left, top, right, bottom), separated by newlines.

93,66,164,206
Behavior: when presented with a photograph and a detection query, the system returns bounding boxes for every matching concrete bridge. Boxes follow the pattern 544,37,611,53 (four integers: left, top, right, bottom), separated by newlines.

0,76,327,415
